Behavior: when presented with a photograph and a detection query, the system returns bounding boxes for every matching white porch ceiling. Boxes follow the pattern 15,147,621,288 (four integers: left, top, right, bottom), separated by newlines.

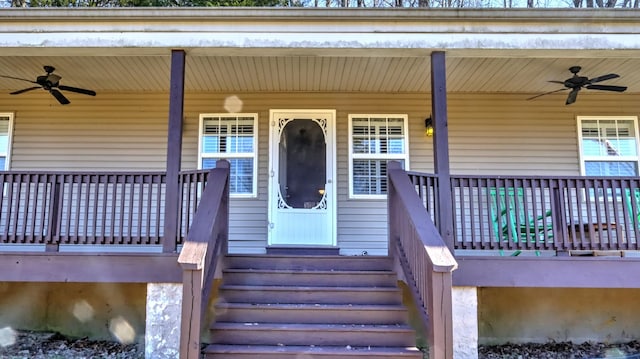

0,55,638,95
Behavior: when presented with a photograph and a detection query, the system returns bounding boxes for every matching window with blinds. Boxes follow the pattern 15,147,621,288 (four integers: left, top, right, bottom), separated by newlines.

199,114,258,197
578,116,639,176
349,115,409,198
0,113,14,170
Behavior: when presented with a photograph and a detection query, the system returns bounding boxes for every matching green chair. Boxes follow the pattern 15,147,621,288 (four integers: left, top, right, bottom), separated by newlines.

624,188,640,229
489,187,554,247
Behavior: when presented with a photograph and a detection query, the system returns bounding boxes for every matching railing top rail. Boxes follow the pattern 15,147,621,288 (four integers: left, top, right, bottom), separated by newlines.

0,170,167,176
179,169,211,175
389,163,457,273
406,170,438,177
452,174,640,181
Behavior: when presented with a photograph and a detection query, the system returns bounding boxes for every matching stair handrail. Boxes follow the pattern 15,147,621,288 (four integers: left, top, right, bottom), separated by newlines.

387,161,458,359
178,160,230,359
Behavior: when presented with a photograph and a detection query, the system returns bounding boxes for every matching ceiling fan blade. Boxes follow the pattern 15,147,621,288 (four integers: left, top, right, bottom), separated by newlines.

50,89,70,105
566,88,580,105
588,73,619,84
0,74,37,84
526,88,567,101
10,86,41,95
58,85,96,96
548,80,565,85
586,84,627,92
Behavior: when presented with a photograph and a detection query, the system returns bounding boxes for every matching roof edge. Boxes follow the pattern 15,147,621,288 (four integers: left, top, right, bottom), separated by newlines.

1,7,640,23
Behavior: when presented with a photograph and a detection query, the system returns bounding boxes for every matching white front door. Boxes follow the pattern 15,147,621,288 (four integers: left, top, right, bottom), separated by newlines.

268,109,336,247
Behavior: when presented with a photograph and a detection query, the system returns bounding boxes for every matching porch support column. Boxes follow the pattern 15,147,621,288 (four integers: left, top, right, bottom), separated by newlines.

163,49,186,253
452,286,479,359
145,283,182,359
431,51,454,251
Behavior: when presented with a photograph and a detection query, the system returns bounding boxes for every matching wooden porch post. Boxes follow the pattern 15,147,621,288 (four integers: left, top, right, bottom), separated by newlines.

431,51,454,252
163,49,186,253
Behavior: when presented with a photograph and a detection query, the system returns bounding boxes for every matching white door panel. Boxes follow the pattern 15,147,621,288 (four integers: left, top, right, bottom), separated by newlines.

268,110,336,246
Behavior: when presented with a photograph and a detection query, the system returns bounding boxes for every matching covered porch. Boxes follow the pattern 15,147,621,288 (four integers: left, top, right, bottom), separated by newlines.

1,7,640,359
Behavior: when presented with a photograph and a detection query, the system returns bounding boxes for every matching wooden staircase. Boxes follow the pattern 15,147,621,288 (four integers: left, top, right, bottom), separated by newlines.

203,254,423,358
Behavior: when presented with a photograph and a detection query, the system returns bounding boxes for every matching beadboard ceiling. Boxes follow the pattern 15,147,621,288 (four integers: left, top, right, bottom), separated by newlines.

0,55,638,95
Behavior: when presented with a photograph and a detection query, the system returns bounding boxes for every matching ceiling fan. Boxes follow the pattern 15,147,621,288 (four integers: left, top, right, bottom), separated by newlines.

527,66,627,105
0,65,96,105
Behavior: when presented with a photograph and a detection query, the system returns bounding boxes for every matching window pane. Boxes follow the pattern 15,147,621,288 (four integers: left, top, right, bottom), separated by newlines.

352,116,405,155
585,161,638,176
202,158,253,194
229,158,253,194
352,159,404,195
0,157,5,170
202,117,254,154
202,136,221,153
201,114,256,196
202,158,217,169
582,119,637,157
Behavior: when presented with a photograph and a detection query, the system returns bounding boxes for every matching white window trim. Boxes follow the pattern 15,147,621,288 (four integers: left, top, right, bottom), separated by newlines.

198,113,258,198
577,115,640,176
348,114,410,199
0,112,14,171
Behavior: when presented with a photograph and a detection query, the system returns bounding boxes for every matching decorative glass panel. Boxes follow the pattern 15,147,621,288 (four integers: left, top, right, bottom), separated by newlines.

278,119,326,209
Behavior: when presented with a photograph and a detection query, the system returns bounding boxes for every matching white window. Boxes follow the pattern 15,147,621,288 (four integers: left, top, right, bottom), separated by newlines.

199,114,258,197
578,116,639,176
0,113,14,170
349,114,409,198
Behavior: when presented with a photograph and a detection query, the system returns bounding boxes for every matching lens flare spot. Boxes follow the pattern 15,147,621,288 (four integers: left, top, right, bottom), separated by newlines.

0,327,17,347
224,95,243,113
72,300,95,323
109,316,136,344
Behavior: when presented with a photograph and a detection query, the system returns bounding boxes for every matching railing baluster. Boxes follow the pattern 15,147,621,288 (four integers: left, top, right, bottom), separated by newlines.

407,173,640,254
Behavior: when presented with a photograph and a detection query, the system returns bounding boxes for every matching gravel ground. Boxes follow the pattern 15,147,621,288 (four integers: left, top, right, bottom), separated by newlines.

0,329,143,359
479,341,640,359
3,329,640,359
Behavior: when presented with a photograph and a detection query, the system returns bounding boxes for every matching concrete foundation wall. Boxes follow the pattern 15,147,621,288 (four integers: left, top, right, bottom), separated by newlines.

0,282,146,343
479,287,640,345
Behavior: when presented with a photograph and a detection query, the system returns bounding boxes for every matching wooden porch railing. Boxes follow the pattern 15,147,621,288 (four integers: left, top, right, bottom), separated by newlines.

0,169,210,250
387,162,457,359
406,172,640,253
177,160,230,359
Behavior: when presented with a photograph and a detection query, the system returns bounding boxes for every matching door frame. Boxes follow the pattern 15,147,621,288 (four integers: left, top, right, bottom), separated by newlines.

267,109,337,247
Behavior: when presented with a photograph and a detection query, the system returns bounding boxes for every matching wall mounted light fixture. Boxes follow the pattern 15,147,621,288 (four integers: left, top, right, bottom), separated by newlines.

424,116,434,137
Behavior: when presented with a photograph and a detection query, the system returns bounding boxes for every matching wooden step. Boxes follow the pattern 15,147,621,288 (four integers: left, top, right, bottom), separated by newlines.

207,255,418,359
203,344,424,359
224,254,394,271
218,285,402,305
221,269,397,287
215,303,409,325
210,322,416,347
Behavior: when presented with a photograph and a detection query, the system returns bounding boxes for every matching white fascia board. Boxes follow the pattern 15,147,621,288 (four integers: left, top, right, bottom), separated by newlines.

1,9,640,52
1,32,640,52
